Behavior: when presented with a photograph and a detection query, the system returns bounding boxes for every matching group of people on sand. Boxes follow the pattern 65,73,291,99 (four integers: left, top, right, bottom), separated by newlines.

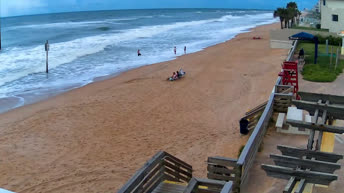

168,68,185,81
138,46,186,56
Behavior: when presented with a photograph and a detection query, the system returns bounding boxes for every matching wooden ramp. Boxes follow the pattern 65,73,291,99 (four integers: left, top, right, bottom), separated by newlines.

152,182,186,193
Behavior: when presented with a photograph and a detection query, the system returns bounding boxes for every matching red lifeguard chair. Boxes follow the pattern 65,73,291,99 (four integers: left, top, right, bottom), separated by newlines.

278,61,299,97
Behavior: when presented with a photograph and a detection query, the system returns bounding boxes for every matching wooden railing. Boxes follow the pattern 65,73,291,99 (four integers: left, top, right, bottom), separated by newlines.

118,151,192,193
242,101,267,130
207,157,238,182
207,40,299,193
184,178,233,193
274,85,294,113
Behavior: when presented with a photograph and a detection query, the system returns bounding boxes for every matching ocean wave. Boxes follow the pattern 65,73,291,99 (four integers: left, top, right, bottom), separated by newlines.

0,12,274,87
4,17,150,30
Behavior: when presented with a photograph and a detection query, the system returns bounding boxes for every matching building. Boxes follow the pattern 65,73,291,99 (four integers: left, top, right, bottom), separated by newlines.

320,0,344,33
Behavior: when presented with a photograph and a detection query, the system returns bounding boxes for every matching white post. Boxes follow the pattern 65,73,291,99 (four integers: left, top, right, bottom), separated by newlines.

326,39,328,55
342,37,344,55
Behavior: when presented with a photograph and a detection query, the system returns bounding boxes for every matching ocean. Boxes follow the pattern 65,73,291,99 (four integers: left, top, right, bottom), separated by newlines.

0,9,277,113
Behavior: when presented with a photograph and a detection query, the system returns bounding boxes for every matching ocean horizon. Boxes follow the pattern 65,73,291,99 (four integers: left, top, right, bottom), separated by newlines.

0,8,277,113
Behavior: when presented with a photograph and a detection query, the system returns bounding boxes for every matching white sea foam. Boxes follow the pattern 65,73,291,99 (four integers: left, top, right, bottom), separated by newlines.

0,12,275,88
5,17,147,30
0,12,276,94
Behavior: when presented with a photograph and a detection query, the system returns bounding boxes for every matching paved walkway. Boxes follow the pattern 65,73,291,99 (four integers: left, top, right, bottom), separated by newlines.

299,73,344,96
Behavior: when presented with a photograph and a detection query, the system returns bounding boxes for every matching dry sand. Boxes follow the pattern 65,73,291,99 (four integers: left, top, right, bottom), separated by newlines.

0,23,288,193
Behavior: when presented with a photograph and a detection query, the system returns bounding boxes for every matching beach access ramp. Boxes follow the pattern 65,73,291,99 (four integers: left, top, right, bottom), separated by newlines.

118,151,233,193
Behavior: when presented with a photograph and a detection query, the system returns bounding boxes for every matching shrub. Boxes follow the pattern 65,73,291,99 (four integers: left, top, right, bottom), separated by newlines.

316,35,342,46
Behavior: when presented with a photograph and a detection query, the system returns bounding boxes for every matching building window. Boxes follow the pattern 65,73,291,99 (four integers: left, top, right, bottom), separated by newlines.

332,14,338,22
323,0,326,6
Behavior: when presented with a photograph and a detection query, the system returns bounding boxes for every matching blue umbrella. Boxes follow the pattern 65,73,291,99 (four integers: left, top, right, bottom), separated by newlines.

289,32,318,64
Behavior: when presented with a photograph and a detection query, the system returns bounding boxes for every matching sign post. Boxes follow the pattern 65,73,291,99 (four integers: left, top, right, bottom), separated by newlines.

45,40,49,73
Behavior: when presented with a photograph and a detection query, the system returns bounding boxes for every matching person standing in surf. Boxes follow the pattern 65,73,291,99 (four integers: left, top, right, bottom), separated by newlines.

137,49,141,56
174,46,176,55
184,46,186,54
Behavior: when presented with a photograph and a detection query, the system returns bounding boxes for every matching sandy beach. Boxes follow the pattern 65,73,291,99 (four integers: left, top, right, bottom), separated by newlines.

0,23,288,193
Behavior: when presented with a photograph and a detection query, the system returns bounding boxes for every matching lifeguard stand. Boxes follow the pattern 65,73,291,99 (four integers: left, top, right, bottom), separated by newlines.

278,61,299,98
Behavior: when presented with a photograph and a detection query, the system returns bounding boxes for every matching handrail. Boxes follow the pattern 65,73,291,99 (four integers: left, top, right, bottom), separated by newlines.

183,178,233,193
118,151,192,193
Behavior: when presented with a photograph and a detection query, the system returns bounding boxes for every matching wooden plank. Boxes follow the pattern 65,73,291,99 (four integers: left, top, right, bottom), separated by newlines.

164,161,192,178
261,164,338,185
153,182,186,193
183,178,198,193
208,157,238,167
207,165,234,175
118,151,166,193
286,119,344,134
316,101,329,150
196,178,226,186
164,154,192,171
220,182,233,193
294,179,306,193
207,173,236,182
277,145,343,163
164,166,190,183
308,101,320,150
292,100,344,119
283,177,296,193
133,162,163,193
144,171,165,193
298,92,344,105
270,154,341,173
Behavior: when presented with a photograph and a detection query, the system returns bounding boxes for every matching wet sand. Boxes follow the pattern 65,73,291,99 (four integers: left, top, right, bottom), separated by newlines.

0,23,288,193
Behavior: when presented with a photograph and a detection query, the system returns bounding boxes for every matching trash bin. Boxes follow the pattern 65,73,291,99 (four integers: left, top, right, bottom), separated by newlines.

240,118,249,135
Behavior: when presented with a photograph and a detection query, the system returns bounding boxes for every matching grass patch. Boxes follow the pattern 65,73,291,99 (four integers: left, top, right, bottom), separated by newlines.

292,26,329,32
297,42,344,82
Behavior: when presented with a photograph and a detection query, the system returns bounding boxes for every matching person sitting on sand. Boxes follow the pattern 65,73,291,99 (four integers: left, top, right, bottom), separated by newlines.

179,68,185,76
176,71,181,78
173,72,178,80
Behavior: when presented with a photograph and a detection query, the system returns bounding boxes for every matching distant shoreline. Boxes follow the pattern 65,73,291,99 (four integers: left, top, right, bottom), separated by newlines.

0,20,278,114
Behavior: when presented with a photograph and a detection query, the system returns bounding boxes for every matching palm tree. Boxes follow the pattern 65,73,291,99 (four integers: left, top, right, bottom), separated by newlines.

274,8,287,29
286,2,299,27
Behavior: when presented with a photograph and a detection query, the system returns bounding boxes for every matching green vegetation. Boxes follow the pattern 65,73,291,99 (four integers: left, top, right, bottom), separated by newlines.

298,42,344,82
316,35,342,45
292,26,329,32
274,2,301,29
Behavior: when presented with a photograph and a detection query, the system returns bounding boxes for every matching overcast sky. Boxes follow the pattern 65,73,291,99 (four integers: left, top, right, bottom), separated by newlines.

1,0,318,17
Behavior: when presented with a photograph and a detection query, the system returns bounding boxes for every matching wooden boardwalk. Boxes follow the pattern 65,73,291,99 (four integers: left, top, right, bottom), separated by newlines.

152,182,186,193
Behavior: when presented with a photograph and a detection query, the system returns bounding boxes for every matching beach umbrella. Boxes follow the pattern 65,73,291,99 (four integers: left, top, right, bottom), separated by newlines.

289,32,318,64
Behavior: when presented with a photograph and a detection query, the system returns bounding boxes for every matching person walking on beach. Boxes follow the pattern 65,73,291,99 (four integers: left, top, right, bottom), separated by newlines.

137,49,141,56
174,46,177,55
184,46,186,54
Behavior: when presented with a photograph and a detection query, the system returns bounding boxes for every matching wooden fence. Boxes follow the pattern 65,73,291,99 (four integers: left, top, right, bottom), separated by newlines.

184,178,233,193
118,151,192,193
207,40,299,193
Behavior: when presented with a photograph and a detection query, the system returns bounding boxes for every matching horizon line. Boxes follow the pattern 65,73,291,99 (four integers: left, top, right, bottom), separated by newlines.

1,7,274,19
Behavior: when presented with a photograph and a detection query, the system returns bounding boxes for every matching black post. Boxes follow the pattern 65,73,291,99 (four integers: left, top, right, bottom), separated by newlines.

314,36,318,64
45,40,49,73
